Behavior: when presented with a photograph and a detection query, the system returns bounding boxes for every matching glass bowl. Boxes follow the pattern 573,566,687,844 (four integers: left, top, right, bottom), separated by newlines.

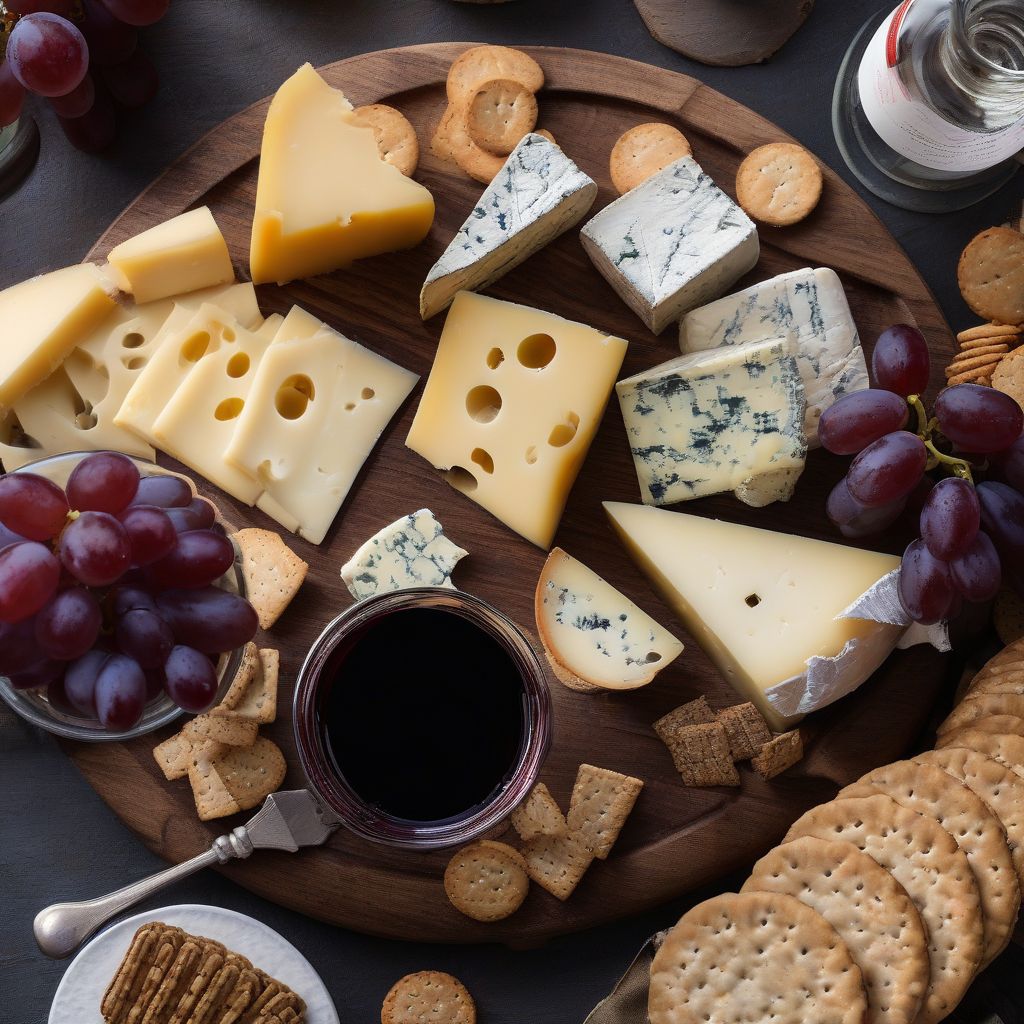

0,452,246,742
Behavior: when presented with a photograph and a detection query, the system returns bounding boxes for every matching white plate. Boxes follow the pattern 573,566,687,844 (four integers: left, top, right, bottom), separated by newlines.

49,903,339,1024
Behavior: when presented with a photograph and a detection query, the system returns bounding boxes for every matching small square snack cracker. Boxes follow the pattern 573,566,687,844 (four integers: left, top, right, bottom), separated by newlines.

653,696,716,741
751,730,803,780
213,644,279,724
198,737,288,814
717,702,771,761
234,528,308,630
186,713,258,748
188,759,242,821
660,721,740,787
566,764,643,860
510,782,567,841
523,832,594,900
153,732,228,782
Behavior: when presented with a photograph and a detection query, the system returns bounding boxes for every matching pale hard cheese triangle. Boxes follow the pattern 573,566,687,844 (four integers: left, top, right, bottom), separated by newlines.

604,502,901,729
106,206,234,304
250,63,435,285
419,133,597,319
407,291,628,548
535,547,683,691
0,263,116,410
223,318,418,544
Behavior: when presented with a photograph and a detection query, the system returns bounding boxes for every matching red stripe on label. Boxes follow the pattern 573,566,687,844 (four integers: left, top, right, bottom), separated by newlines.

886,0,916,67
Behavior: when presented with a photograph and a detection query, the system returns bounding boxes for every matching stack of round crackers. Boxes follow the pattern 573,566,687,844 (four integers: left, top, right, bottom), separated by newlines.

649,636,1024,1024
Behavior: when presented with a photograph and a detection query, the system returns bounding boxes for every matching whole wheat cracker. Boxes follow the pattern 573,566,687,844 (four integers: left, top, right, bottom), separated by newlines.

166,944,226,1024
652,696,716,737
566,764,643,860
660,721,740,787
102,923,166,1023
716,702,771,760
751,730,803,779
140,939,206,1024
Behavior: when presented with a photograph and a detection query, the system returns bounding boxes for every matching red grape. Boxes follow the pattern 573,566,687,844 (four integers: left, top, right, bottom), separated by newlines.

48,72,95,117
156,587,258,652
872,325,930,397
67,451,141,513
58,511,131,586
818,389,910,455
77,0,137,65
185,496,216,529
115,607,173,668
898,538,956,624
58,81,116,152
0,522,29,550
0,616,43,674
143,664,165,701
101,46,158,108
108,584,156,617
826,477,906,538
94,653,146,729
146,530,234,589
130,474,191,509
163,644,218,712
934,384,1023,454
9,657,63,690
919,477,980,561
35,585,101,660
977,481,1024,582
5,1,74,13
99,0,169,26
846,431,928,507
64,648,108,715
950,531,1001,602
0,60,26,128
118,504,176,566
6,12,89,97
0,541,60,622
0,472,69,540
991,435,1024,493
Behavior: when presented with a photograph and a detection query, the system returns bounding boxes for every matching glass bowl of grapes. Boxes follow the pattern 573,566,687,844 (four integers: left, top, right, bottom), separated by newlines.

0,450,259,741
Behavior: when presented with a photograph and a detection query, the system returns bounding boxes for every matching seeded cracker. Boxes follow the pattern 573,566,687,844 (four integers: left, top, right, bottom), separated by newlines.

510,782,567,841
750,730,803,779
652,696,716,739
351,104,419,177
153,732,229,782
716,702,771,760
214,644,279,724
566,764,643,860
957,226,1024,325
234,528,308,630
660,721,740,787
186,712,258,748
443,840,529,921
381,971,476,1024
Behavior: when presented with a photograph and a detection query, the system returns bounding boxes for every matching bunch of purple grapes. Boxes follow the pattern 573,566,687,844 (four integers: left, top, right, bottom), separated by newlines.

0,0,169,152
821,325,1024,627
0,451,258,731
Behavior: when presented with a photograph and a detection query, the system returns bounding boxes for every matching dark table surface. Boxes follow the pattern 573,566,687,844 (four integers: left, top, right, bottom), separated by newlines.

2,1,1023,1021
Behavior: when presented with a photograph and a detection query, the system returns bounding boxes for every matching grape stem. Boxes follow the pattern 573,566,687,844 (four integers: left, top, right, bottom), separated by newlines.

907,394,930,436
924,439,974,483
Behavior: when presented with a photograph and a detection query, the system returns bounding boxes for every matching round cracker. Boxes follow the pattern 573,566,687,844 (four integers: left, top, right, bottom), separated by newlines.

433,102,506,184
351,104,419,176
958,322,1023,343
443,840,529,922
609,123,692,195
937,715,1024,749
381,971,475,1024
957,226,1024,326
937,729,1024,779
735,142,823,227
649,890,866,1024
743,836,928,1024
939,691,1024,736
467,78,537,156
839,759,1019,967
784,794,983,1024
991,346,1024,412
971,636,1024,680
447,45,544,103
967,668,1024,695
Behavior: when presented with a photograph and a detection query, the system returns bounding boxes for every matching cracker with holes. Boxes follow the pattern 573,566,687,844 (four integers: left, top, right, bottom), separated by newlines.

750,730,802,779
153,731,229,782
213,643,279,724
467,78,538,155
186,712,259,748
351,103,419,176
566,764,643,860
939,715,1024,748
510,782,567,841
658,720,740,787
736,142,823,227
936,729,1024,777
234,529,308,629
938,691,1024,736
522,831,594,901
381,971,476,1024
717,702,771,760
188,737,287,821
649,890,867,1024
958,226,1024,326
610,123,692,195
443,840,530,922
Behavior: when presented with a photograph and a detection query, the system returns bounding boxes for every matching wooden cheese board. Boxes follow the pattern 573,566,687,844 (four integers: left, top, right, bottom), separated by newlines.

64,43,956,945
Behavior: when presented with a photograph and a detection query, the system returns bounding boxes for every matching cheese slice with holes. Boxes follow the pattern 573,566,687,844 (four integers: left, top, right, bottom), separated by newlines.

250,63,434,285
406,291,628,548
106,207,234,303
604,502,902,728
224,311,418,543
535,547,683,691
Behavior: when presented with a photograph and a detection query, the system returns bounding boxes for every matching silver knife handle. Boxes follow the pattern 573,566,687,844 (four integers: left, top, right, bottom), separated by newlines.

33,826,255,959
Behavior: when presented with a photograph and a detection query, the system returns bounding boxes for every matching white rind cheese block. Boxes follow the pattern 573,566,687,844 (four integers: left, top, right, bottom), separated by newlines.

678,268,868,445
534,547,684,692
616,338,807,508
419,133,597,319
340,509,468,600
580,156,759,335
603,502,903,729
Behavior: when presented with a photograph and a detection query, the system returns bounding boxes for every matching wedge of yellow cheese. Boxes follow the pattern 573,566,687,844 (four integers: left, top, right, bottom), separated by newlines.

249,63,435,285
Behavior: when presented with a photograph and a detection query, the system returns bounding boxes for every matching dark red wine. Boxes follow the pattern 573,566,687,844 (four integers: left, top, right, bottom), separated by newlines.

318,606,526,822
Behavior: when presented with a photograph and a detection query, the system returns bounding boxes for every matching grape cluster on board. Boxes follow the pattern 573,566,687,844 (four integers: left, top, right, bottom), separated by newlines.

0,451,258,732
821,325,1024,627
0,0,169,152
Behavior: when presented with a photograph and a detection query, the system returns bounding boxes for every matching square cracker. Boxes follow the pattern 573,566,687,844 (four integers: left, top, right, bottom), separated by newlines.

510,782,567,841
660,721,740,787
717,702,771,761
234,528,308,630
523,832,594,900
751,730,803,780
214,644,279,725
186,713,258,748
153,732,229,782
188,758,242,821
566,764,643,860
653,697,716,743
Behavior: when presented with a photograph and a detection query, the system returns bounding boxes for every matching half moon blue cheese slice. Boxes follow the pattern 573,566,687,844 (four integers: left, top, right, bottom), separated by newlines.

534,547,684,692
419,133,598,319
579,156,759,335
678,267,869,446
616,337,807,508
340,508,468,601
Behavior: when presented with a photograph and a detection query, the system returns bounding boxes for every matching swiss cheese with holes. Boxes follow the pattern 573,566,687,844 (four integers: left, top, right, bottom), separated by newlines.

406,291,628,548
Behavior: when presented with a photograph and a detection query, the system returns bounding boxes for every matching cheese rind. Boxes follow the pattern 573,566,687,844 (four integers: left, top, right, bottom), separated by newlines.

603,502,902,729
616,338,807,508
580,156,759,334
420,133,597,319
340,509,468,600
535,547,683,691
678,268,868,445
250,64,434,285
106,207,234,304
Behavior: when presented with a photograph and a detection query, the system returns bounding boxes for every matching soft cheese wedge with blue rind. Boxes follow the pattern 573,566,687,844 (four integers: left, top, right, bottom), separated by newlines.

580,156,759,335
603,502,902,729
420,133,597,319
535,547,683,692
616,338,807,508
678,267,869,446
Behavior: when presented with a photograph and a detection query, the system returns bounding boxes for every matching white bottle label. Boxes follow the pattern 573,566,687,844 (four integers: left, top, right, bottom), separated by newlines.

858,6,1024,173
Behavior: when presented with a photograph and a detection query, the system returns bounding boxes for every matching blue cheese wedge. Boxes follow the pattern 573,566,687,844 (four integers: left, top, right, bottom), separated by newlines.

340,508,468,601
616,337,807,507
534,547,684,692
678,267,868,446
420,133,597,319
580,156,759,334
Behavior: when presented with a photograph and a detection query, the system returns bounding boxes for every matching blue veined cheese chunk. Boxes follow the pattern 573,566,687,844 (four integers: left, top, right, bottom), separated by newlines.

420,133,597,319
616,337,807,508
340,508,468,601
579,156,759,335
678,267,869,446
